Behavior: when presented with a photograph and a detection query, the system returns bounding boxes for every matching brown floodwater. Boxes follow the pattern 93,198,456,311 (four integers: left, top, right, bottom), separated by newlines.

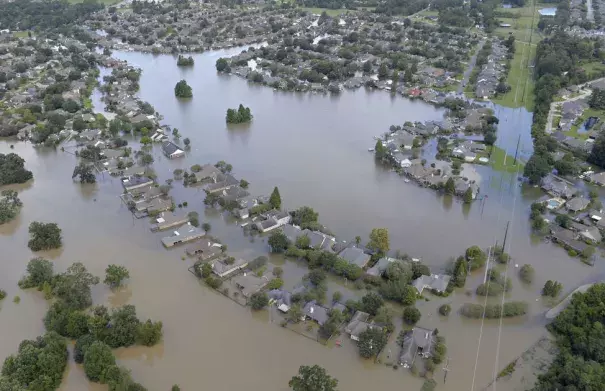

0,46,600,391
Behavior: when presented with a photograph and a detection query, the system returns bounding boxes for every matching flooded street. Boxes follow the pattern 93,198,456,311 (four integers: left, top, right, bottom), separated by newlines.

0,46,599,391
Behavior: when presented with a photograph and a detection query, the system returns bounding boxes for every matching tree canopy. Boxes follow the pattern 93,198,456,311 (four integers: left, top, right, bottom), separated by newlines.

0,153,33,185
367,228,389,255
270,186,282,209
289,365,338,391
225,104,253,124
28,221,62,251
104,265,130,288
358,327,388,358
174,80,192,98
0,190,22,225
0,332,68,390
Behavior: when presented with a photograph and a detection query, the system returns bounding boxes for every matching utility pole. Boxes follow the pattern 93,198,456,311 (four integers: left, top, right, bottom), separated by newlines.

502,221,510,252
443,356,451,384
513,134,521,165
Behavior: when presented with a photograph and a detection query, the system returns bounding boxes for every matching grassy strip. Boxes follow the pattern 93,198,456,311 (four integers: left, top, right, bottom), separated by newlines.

490,145,525,173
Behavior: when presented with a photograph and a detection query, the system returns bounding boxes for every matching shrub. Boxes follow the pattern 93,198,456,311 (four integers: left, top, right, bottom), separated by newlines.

460,302,528,319
438,304,451,316
519,264,535,284
403,306,421,325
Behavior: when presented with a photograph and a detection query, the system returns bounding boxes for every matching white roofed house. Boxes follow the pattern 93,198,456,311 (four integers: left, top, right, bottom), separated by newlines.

161,223,205,248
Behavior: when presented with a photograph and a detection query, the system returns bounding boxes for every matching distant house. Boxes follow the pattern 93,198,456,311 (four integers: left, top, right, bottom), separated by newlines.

150,212,189,231
205,174,238,193
344,311,375,341
232,273,268,298
135,197,172,214
399,327,436,368
268,289,292,312
185,239,223,260
412,274,451,294
161,223,205,248
338,246,371,268
210,257,249,278
122,176,154,191
162,141,185,159
589,172,605,186
566,196,590,213
302,300,330,325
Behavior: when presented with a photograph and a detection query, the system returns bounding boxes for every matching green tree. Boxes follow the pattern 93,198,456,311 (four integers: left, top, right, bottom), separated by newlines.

444,177,455,195
273,266,284,278
332,291,342,303
83,341,115,382
74,334,96,363
240,179,249,189
403,306,421,325
465,246,487,270
137,320,163,346
289,365,338,391
358,327,388,358
18,257,54,289
519,264,535,284
202,222,211,233
249,292,269,310
367,228,389,255
270,186,282,209
288,303,303,323
174,80,192,98
361,292,384,316
463,187,473,203
0,190,22,224
72,163,96,184
172,386,181,391
104,264,130,288
292,206,319,226
439,304,451,316
216,58,229,72
52,262,100,310
266,278,284,290
296,235,311,249
524,153,551,184
268,231,290,253
28,221,62,251
542,280,563,297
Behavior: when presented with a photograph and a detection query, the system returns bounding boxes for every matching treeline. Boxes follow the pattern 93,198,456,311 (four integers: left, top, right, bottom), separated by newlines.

375,0,429,16
533,284,605,389
524,32,603,184
460,302,528,318
0,0,103,30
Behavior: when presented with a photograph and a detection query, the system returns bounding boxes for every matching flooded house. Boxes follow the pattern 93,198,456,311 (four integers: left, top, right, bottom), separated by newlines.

161,223,205,248
205,174,239,193
210,257,249,278
185,239,223,260
122,176,154,191
232,273,269,298
194,164,222,182
399,327,436,368
338,246,371,268
302,300,330,326
268,289,292,312
412,274,451,294
344,311,374,341
151,212,190,231
254,210,291,233
162,141,185,159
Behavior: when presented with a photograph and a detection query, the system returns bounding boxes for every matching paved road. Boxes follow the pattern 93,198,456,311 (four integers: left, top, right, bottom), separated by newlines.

457,39,486,95
545,283,594,319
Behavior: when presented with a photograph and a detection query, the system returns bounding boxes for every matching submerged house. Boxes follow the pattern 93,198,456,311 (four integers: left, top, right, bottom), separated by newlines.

412,274,451,294
268,289,293,312
338,246,371,268
302,300,330,326
150,212,190,231
399,327,436,368
344,311,374,341
185,239,223,260
162,141,185,159
161,223,205,248
232,273,269,298
210,257,249,278
255,210,291,233
122,176,154,191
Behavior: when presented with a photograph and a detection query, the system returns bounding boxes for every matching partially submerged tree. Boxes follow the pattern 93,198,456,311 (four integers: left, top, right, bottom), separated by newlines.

28,221,62,251
289,365,338,391
104,264,130,288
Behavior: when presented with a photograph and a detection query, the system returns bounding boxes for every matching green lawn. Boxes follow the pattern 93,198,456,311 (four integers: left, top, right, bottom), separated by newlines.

83,97,92,110
13,31,30,38
490,145,525,173
581,61,605,77
68,0,120,4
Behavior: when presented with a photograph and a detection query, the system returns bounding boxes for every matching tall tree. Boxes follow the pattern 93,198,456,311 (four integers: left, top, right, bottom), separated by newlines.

270,186,282,209
289,365,338,391
368,228,389,254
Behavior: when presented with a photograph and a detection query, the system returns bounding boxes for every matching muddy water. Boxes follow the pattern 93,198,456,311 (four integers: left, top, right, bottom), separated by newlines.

0,47,600,391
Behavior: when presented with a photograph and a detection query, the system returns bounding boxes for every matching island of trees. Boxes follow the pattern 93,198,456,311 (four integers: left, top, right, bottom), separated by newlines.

226,104,253,124
0,153,33,185
3,258,164,390
174,80,192,98
176,55,194,67
0,190,22,225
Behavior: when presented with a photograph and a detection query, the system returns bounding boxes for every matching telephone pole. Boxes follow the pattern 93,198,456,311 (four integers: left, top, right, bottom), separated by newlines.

502,221,510,252
513,134,521,165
